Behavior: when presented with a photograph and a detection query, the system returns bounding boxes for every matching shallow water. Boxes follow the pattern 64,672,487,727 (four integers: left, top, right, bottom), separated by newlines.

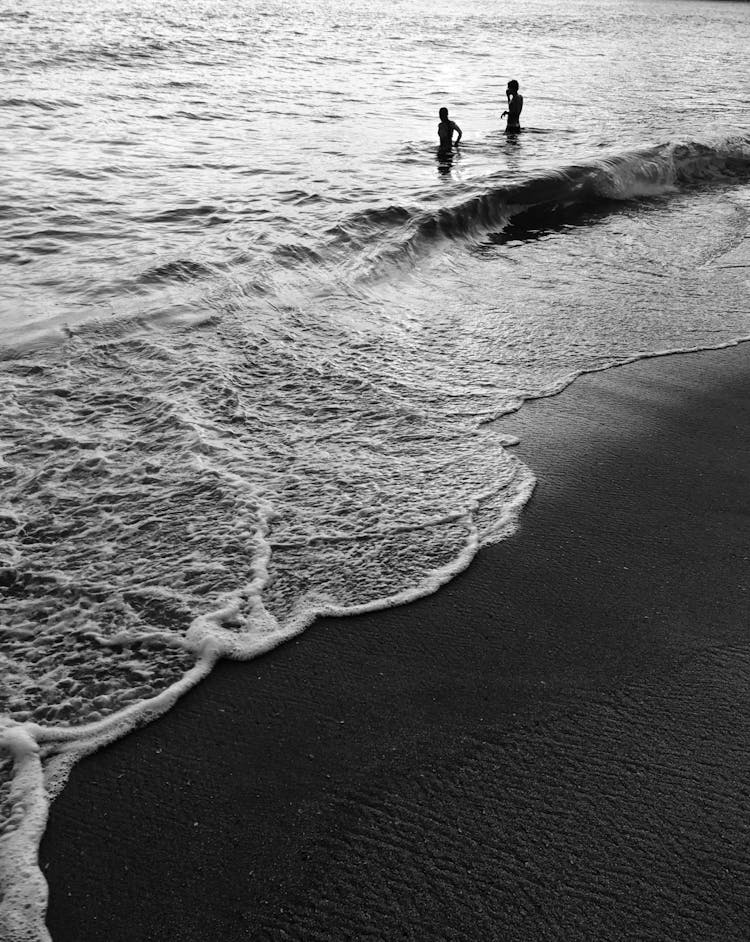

1,0,750,938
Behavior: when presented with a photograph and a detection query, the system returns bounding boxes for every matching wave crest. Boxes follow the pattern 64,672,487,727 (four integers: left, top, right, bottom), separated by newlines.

331,136,750,272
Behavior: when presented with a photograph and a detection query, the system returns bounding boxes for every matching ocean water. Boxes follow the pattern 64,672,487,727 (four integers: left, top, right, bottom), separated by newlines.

1,0,749,937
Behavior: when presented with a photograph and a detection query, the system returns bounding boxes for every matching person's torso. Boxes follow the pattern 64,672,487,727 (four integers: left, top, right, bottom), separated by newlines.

509,94,523,121
438,120,454,144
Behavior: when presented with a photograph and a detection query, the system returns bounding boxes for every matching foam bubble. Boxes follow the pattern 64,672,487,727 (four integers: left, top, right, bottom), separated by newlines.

0,729,51,942
1,128,750,939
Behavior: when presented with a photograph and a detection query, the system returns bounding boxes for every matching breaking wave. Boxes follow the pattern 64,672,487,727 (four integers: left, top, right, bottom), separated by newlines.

326,136,750,272
1,130,749,941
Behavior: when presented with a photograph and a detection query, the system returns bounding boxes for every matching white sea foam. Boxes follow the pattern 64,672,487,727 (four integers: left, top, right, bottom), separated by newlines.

3,183,750,938
2,0,750,938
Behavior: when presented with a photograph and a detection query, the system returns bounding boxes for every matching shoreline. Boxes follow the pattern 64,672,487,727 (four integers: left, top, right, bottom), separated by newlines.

41,343,750,941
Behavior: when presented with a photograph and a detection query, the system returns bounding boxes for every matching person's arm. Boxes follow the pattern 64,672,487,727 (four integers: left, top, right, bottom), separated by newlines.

502,90,511,118
453,121,462,144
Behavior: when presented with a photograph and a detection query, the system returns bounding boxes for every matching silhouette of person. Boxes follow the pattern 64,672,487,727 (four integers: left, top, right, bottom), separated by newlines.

501,80,523,133
437,107,462,151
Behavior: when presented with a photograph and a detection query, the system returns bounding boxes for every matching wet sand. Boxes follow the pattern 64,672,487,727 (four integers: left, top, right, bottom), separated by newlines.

41,344,750,941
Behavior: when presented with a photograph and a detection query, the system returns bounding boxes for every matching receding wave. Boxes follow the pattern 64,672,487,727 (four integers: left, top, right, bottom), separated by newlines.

2,122,750,942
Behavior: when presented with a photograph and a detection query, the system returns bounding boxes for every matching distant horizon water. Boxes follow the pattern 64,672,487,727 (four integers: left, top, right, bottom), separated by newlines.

1,0,750,938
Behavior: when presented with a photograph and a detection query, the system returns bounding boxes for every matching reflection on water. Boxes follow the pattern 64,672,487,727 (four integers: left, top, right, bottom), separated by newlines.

436,145,460,176
1,0,750,938
2,0,749,337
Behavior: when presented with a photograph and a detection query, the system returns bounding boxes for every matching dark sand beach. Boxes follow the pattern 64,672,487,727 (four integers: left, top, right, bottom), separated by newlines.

41,345,750,941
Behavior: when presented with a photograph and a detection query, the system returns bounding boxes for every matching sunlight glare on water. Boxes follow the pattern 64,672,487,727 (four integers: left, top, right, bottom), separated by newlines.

3,0,748,332
1,0,750,939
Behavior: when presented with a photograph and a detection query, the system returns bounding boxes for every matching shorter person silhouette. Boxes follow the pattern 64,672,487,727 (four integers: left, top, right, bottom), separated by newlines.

501,80,523,133
437,107,462,151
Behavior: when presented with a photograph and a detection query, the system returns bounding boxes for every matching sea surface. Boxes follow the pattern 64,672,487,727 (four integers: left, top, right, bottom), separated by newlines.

1,0,749,937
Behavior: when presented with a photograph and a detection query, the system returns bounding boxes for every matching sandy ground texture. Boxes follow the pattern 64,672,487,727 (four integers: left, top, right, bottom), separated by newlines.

40,343,750,942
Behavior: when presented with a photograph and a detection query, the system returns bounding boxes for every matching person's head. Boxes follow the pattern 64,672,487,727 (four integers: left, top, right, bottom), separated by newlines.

507,80,519,95
439,107,449,121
